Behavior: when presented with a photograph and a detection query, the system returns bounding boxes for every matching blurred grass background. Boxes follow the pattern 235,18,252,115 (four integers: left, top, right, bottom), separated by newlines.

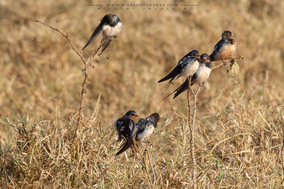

1,0,284,187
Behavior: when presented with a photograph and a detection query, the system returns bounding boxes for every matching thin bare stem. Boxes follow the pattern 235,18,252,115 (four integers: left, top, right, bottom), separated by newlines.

5,117,18,132
91,38,112,58
282,123,284,178
211,54,244,71
185,77,192,155
77,57,90,126
147,149,156,185
30,18,92,143
143,149,151,182
190,86,202,189
30,18,86,64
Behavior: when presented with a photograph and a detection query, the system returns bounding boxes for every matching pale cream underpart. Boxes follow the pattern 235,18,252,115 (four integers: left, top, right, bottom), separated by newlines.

102,22,123,40
192,64,211,85
181,60,200,78
214,43,237,61
136,125,154,142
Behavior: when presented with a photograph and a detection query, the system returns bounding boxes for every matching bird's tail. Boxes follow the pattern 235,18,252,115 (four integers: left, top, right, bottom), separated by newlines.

163,81,174,92
82,24,103,50
161,78,190,101
101,38,112,52
115,141,131,156
161,88,177,101
173,78,191,99
209,53,215,62
158,74,172,83
158,66,181,92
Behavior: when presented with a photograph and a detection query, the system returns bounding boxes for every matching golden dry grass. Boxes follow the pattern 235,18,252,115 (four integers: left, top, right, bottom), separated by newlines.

1,0,284,188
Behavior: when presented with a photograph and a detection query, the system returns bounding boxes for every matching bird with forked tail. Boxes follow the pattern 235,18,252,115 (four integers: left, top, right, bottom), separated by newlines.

162,53,212,100
113,110,138,154
158,50,200,91
115,113,160,156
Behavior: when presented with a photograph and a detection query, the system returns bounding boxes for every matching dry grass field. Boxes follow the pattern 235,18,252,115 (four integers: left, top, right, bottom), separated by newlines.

1,0,284,188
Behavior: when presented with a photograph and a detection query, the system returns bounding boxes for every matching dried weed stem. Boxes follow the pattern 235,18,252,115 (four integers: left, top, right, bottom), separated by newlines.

190,86,201,189
211,54,244,71
30,18,92,142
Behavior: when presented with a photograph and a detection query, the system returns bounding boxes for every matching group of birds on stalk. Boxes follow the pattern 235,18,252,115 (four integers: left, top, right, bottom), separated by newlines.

82,14,237,156
113,111,160,156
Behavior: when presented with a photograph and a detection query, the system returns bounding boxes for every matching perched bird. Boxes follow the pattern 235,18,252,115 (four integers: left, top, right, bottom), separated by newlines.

209,30,237,64
113,110,138,142
115,113,160,156
158,50,200,90
82,14,123,52
132,113,160,142
163,53,212,100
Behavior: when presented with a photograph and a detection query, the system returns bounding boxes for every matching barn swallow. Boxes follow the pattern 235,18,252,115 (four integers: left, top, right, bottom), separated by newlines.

133,113,160,142
115,113,160,156
163,53,212,99
209,30,237,64
113,110,138,142
82,14,123,52
158,50,200,90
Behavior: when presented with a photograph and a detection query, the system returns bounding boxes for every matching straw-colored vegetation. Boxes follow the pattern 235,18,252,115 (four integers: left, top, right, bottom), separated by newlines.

1,0,284,188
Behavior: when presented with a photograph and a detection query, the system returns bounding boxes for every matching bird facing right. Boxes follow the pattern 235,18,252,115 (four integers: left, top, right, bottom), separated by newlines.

113,110,138,142
158,50,200,90
209,30,237,63
171,53,212,99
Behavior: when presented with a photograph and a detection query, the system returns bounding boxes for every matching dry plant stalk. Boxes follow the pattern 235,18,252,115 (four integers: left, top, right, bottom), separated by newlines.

146,148,156,185
282,123,284,177
187,55,244,187
211,54,244,71
186,55,244,187
77,57,90,126
186,75,200,189
190,86,201,189
29,18,86,63
30,18,92,142
143,149,151,182
183,76,191,155
185,75,200,189
184,78,191,155
91,38,112,58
